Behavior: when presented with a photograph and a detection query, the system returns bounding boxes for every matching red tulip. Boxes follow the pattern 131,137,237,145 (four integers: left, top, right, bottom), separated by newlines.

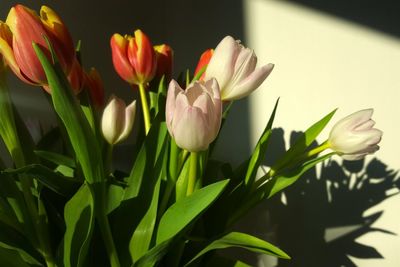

110,30,156,86
0,5,75,86
84,68,105,109
154,44,173,80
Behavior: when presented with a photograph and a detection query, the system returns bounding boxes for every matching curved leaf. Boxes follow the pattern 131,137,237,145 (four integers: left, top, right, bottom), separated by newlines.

156,179,229,244
63,184,94,267
184,232,290,266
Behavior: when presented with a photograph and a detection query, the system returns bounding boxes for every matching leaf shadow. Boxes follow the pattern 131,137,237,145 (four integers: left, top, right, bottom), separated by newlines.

265,128,399,267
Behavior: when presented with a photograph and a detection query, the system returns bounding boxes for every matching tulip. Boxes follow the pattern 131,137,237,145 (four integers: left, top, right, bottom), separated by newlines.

85,68,105,109
328,109,383,160
101,95,136,145
204,36,274,101
166,78,222,152
194,49,213,79
0,5,75,86
0,22,12,72
154,44,173,80
110,30,156,85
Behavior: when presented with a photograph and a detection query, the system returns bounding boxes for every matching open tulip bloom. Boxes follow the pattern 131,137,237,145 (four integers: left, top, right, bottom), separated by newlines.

0,3,384,267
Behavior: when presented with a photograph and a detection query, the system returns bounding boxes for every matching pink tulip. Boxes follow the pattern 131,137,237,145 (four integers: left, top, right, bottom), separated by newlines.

166,78,222,152
329,109,383,160
101,95,136,145
204,36,274,101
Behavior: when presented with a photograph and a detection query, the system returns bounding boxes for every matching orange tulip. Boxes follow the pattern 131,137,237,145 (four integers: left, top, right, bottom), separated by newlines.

0,5,74,86
110,30,156,86
194,49,213,80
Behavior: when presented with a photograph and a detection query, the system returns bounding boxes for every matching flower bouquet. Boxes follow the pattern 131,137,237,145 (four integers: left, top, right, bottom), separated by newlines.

0,4,383,267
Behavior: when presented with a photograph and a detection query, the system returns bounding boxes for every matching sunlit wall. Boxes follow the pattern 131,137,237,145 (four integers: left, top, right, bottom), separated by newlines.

243,0,400,266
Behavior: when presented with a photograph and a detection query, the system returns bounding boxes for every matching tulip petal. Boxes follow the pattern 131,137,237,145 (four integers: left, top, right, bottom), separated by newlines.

223,63,274,101
111,34,137,84
102,95,125,144
116,100,136,143
172,105,211,152
166,80,183,132
7,5,49,84
231,48,257,85
40,6,74,71
204,36,238,89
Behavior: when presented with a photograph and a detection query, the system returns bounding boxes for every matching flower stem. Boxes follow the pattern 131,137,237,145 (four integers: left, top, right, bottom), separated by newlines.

187,152,198,196
97,185,120,267
138,83,151,135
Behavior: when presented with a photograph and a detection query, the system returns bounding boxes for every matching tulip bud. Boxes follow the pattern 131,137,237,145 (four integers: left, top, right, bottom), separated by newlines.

101,95,136,145
328,109,383,160
154,44,173,80
204,36,274,101
85,68,105,109
67,58,85,94
0,5,75,86
110,30,156,86
166,78,222,152
194,49,213,80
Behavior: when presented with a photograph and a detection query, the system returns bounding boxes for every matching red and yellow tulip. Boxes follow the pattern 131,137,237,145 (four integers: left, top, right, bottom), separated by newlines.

110,30,156,86
0,5,75,86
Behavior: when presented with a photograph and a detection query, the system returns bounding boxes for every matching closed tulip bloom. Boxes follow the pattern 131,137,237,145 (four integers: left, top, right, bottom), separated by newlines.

154,44,173,80
85,68,105,109
194,49,213,79
101,95,136,145
110,30,156,85
166,78,222,152
204,36,274,101
0,5,74,86
328,109,383,160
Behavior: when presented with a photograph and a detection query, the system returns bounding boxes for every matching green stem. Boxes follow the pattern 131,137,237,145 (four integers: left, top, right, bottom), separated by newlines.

138,83,151,135
103,143,114,176
97,185,120,267
187,152,198,196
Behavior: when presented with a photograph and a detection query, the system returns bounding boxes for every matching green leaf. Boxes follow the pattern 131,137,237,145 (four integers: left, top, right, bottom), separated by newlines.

133,238,175,267
63,184,95,267
33,42,103,184
35,150,76,168
272,109,336,170
263,153,334,198
3,164,79,197
124,121,168,200
111,121,168,266
129,150,167,262
0,221,44,266
156,179,229,244
184,232,290,266
244,98,279,186
0,246,31,267
129,178,161,262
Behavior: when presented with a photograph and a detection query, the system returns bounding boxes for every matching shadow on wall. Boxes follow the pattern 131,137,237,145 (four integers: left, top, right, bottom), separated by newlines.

270,129,398,267
231,128,399,267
